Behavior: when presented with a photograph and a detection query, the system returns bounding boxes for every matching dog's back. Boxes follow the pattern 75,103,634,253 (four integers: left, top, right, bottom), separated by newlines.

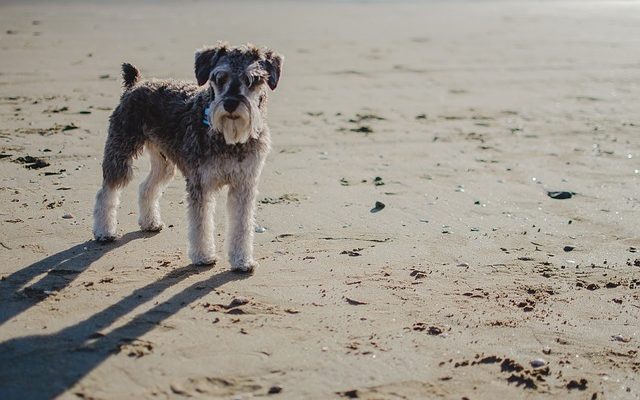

110,65,203,148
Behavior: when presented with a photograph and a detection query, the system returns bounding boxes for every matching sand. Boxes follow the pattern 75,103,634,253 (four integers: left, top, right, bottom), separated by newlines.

0,0,639,399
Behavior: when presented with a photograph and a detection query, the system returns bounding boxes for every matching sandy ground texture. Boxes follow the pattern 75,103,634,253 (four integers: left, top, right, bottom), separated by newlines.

1,0,639,399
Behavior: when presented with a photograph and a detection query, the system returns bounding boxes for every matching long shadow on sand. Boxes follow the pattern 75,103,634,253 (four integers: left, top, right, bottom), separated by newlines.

0,237,249,399
0,231,153,326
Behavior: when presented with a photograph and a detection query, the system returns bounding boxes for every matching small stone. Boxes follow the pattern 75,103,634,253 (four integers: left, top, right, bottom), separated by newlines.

547,191,574,200
228,297,249,308
542,346,551,355
370,201,385,213
62,213,74,219
612,334,630,343
563,245,575,252
255,226,267,233
268,385,282,395
530,358,546,368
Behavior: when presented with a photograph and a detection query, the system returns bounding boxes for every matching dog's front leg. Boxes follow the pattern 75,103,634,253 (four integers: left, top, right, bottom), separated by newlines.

186,177,217,265
227,182,258,273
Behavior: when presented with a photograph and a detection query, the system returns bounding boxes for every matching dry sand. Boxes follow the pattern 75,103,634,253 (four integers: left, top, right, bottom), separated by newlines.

1,0,639,399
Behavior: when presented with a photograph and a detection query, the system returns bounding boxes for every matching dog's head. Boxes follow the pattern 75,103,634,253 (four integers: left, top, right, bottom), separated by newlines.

195,43,283,145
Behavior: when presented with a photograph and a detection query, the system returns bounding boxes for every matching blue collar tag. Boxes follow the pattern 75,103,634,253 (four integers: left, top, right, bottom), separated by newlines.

203,105,211,126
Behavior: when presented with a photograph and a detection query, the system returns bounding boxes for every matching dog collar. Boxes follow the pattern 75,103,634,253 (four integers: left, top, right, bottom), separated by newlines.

203,105,211,126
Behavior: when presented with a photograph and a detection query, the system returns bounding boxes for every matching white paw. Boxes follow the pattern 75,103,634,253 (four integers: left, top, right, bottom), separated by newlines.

140,220,165,232
94,231,117,242
230,259,258,274
191,253,218,266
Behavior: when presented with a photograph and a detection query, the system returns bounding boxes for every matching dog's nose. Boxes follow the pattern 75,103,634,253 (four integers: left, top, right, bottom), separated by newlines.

223,98,240,113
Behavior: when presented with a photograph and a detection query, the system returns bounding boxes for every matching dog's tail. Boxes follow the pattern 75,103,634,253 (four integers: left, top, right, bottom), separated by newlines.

121,63,140,90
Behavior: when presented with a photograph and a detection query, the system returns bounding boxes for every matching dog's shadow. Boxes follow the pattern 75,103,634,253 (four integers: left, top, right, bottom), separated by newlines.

0,233,249,399
0,231,153,326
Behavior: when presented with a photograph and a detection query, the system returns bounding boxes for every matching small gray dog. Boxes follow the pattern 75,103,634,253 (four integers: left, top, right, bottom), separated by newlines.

93,43,283,273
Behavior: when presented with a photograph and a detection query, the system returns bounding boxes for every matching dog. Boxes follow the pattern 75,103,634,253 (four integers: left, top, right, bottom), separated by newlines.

92,43,283,273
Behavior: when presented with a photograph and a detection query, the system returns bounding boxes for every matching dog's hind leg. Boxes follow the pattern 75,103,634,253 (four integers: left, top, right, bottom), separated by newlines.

93,121,144,242
138,145,175,232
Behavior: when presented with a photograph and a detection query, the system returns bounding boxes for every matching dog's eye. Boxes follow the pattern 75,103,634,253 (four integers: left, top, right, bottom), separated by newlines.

241,75,252,87
248,77,263,90
215,72,229,86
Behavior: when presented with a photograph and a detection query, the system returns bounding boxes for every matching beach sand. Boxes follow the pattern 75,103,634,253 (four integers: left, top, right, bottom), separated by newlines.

0,1,639,398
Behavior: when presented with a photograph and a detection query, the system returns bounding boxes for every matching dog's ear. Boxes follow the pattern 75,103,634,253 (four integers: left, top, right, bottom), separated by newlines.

263,50,283,90
195,44,227,86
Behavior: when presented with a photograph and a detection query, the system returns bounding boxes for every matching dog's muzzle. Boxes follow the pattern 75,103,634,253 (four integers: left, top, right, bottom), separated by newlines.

211,97,252,145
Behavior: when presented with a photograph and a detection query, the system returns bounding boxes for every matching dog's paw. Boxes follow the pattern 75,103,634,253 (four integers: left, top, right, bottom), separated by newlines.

94,233,117,243
192,253,218,266
230,259,258,274
140,221,164,232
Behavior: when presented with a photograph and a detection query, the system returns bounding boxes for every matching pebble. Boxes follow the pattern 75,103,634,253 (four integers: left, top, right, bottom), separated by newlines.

612,334,630,343
542,346,552,355
62,213,74,219
255,226,267,233
228,297,249,308
370,201,385,213
530,358,547,368
268,385,283,395
547,191,574,200
563,245,575,252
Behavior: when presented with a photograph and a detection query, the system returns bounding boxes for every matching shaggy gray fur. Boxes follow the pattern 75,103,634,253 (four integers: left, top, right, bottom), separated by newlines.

93,43,283,273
